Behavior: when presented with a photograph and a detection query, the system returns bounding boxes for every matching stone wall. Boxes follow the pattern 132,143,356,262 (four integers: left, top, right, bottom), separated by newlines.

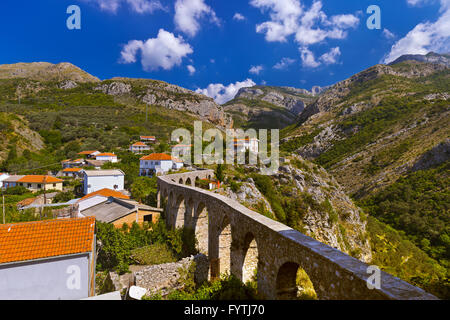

134,254,209,296
158,170,438,300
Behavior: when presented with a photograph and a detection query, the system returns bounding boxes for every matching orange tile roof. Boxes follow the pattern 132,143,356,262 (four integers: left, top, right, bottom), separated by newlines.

0,217,96,264
96,153,117,157
79,188,130,201
140,136,155,139
132,142,148,147
140,153,173,161
77,150,99,155
62,168,82,172
17,175,63,184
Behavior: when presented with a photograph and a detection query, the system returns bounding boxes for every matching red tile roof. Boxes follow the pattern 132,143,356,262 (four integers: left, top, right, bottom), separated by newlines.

96,153,117,157
17,175,63,184
132,142,148,147
79,188,130,201
0,217,96,264
17,197,37,207
62,168,82,172
140,153,173,161
77,150,99,155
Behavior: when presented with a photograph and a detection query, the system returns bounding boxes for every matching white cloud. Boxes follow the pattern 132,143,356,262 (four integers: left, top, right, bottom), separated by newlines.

320,47,341,65
300,46,341,68
83,0,166,14
273,57,296,69
187,65,196,75
120,29,193,71
250,0,359,45
300,47,320,68
383,28,396,39
174,0,220,37
196,79,256,104
233,13,246,20
384,0,450,63
249,65,264,75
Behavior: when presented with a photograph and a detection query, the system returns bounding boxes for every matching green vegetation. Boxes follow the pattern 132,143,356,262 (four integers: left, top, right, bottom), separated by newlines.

96,219,198,274
367,216,448,298
358,163,449,279
280,128,322,153
315,97,447,168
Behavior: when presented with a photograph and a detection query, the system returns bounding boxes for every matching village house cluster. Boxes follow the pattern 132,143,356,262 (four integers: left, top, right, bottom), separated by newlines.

0,132,262,300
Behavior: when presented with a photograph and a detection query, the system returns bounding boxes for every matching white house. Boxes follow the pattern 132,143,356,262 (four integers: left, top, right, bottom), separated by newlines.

0,173,10,187
130,142,151,154
83,170,125,195
139,153,182,176
233,137,259,154
95,153,118,163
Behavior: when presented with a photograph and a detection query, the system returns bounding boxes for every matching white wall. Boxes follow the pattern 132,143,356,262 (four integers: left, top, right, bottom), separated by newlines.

83,175,124,195
140,160,173,175
96,156,118,163
0,254,90,300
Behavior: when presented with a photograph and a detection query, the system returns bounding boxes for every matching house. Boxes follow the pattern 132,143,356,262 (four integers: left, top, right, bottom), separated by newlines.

85,159,106,169
130,142,151,154
83,170,125,195
16,175,63,193
139,153,183,176
77,188,130,213
77,150,100,159
95,153,118,163
61,159,84,169
0,173,10,186
140,136,156,143
172,144,192,156
79,196,163,228
0,217,96,300
233,137,259,154
60,167,84,178
2,175,24,189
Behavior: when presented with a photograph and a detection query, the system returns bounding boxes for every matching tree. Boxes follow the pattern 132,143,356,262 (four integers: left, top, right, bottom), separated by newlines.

131,176,158,206
215,163,225,183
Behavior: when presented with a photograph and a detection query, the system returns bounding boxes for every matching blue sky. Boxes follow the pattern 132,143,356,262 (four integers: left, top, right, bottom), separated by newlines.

0,0,448,104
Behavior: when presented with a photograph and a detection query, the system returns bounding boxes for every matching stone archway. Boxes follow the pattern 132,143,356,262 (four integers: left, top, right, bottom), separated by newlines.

218,215,232,277
193,202,209,255
186,177,192,186
172,193,186,229
275,262,317,300
242,232,258,284
179,178,184,184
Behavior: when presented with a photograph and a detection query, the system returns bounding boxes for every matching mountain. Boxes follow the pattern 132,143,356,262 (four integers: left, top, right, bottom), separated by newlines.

389,52,450,68
282,53,449,196
223,85,320,129
0,62,100,83
0,62,231,169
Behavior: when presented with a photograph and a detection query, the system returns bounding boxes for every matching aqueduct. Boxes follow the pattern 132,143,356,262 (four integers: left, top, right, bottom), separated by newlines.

157,170,437,300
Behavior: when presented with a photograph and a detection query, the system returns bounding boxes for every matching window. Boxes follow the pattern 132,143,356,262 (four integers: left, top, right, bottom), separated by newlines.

27,183,32,188
144,214,153,223
37,184,41,188
114,184,118,190
53,183,56,187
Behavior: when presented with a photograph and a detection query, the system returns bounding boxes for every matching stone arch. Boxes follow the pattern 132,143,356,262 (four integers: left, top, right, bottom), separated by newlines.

193,202,209,255
275,262,317,300
186,177,192,186
218,214,232,277
179,177,184,184
195,176,200,187
242,232,258,284
172,193,186,229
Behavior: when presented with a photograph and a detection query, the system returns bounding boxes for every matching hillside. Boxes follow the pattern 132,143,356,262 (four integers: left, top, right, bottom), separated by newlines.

0,62,231,172
223,85,320,129
282,54,449,196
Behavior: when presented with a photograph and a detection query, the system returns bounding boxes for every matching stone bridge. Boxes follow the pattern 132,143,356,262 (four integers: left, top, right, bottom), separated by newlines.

157,170,437,300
